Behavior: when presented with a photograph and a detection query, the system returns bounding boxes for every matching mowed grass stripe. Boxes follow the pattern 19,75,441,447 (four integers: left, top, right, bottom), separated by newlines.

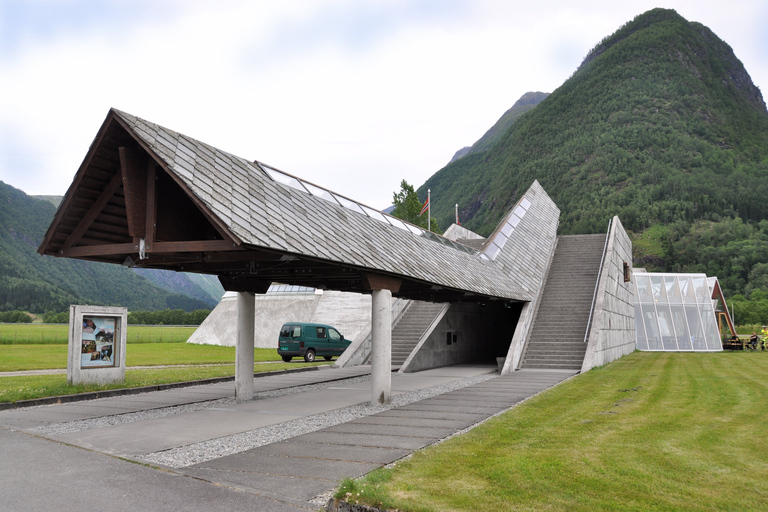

337,352,768,511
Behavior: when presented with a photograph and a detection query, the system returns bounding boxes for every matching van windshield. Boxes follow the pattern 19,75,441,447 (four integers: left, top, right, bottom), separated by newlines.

329,328,341,341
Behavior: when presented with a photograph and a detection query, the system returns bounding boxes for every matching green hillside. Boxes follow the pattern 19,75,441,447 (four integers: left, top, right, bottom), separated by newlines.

418,8,768,297
0,181,220,313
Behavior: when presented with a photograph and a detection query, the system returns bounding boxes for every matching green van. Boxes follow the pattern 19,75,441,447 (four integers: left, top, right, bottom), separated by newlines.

277,323,351,362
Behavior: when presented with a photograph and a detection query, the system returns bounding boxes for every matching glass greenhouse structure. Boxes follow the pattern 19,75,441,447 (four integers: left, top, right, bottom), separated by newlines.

633,272,723,351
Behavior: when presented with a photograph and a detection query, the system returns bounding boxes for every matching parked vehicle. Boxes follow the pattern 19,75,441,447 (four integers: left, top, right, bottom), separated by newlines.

277,322,351,362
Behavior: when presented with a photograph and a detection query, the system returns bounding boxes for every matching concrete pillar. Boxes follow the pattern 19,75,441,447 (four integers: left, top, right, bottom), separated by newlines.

371,288,392,405
235,291,255,401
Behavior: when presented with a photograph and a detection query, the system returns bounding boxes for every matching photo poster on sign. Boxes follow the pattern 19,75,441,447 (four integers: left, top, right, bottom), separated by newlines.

80,316,118,368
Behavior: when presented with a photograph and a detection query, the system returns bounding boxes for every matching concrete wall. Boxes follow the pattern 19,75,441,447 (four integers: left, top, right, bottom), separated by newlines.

187,289,371,348
581,216,636,371
403,302,521,373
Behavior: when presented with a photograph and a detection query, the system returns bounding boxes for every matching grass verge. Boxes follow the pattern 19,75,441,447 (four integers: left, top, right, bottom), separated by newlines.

0,362,319,402
337,352,768,511
0,345,287,371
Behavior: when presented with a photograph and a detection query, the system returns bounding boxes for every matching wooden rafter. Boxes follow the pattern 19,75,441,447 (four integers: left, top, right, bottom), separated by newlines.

61,171,124,250
119,147,147,239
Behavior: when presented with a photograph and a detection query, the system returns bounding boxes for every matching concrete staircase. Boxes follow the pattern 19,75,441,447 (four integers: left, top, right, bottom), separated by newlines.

520,234,607,370
391,301,447,366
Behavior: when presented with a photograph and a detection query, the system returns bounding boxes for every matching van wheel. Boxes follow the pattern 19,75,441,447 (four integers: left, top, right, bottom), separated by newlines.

324,356,333,361
304,349,316,362
281,355,292,362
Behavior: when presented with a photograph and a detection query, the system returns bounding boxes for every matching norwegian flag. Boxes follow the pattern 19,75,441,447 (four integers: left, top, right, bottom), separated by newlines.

418,196,429,217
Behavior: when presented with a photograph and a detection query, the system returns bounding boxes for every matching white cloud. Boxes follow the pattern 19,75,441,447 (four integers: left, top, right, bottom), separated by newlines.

0,0,765,210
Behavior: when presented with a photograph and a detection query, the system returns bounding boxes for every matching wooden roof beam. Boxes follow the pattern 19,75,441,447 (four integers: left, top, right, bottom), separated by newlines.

119,147,148,239
61,171,124,250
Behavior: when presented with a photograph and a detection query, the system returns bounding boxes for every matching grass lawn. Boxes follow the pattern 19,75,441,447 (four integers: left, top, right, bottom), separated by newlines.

0,345,287,371
0,324,198,344
337,352,768,511
0,362,319,402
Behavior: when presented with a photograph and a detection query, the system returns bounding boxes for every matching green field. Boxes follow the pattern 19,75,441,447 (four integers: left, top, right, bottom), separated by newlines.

337,352,768,511
0,323,197,344
0,344,290,372
0,362,319,403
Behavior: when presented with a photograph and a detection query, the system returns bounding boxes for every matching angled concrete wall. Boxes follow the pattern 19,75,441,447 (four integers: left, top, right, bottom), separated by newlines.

581,216,635,371
187,289,371,348
492,182,560,374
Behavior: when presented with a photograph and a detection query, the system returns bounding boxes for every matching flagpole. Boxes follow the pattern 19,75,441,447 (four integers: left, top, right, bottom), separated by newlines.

427,189,431,232
455,203,458,225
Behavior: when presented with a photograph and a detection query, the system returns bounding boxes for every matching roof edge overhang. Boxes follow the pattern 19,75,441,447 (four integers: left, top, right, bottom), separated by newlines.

38,108,242,257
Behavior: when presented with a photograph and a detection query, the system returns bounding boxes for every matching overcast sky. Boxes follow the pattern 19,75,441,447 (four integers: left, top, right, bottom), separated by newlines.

1,0,766,210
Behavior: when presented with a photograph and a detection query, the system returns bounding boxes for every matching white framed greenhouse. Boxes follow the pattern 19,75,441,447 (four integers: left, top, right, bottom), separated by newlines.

633,272,723,351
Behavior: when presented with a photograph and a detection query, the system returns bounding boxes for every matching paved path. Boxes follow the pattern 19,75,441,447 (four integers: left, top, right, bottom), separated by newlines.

0,365,576,511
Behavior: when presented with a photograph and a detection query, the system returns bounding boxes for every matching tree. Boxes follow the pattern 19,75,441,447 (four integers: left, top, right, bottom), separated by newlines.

391,180,441,234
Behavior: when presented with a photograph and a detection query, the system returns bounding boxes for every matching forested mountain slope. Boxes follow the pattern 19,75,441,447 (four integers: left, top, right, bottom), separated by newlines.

418,8,768,296
0,181,221,313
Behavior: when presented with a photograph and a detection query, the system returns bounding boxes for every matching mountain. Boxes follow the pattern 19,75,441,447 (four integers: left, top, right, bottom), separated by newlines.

449,91,549,163
417,8,768,297
0,181,223,313
32,194,224,305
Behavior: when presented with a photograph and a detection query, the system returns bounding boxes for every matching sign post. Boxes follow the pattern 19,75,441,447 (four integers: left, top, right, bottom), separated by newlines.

67,305,127,385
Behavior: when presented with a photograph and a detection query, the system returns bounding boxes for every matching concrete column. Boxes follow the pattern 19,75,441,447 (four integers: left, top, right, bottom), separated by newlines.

371,288,392,405
235,291,255,401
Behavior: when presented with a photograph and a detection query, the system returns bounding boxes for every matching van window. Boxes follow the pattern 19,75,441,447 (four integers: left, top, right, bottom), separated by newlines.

316,326,326,338
291,326,302,338
280,325,292,337
329,328,341,341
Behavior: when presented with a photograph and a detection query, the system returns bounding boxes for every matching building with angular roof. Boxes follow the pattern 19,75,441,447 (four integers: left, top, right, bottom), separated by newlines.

633,271,732,351
39,108,638,404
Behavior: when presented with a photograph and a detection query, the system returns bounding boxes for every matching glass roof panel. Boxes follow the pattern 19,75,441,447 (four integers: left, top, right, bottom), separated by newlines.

360,205,390,223
302,181,340,205
485,242,501,260
332,194,366,215
386,216,409,231
513,205,527,218
494,231,508,249
405,223,423,235
520,197,532,210
501,222,514,237
262,166,308,193
508,213,521,228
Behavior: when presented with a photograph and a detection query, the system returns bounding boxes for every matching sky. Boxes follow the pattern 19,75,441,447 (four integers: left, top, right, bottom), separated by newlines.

1,0,766,210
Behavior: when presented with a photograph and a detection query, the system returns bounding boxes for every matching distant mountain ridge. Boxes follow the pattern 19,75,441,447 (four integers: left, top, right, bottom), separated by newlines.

449,91,549,163
0,181,223,313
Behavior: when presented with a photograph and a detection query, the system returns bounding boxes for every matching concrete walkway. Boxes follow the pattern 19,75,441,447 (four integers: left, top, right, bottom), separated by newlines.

0,365,576,511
